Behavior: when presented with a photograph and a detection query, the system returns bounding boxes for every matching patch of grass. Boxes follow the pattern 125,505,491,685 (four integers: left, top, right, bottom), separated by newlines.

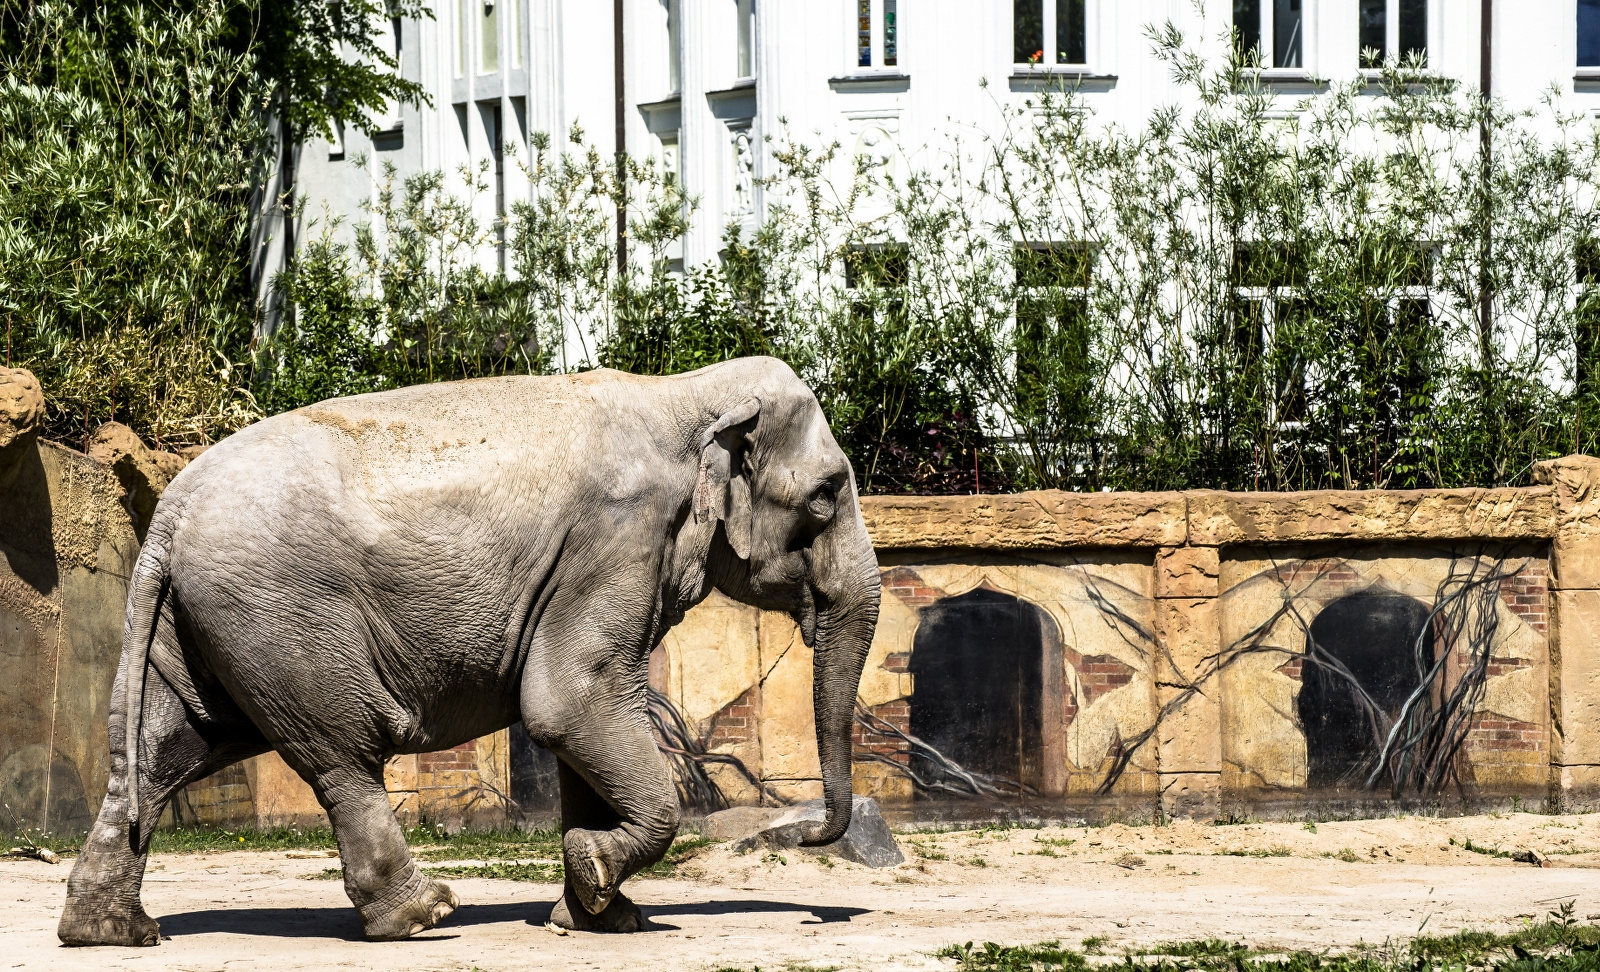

1303,821,1318,834
1030,835,1078,857
1451,836,1515,860
940,913,1600,972
409,826,562,862
1080,936,1107,954
938,941,1089,971
150,826,338,855
637,835,716,878
762,852,788,866
425,861,562,882
1146,848,1174,855
306,867,343,880
1147,939,1250,958
963,856,988,867
1323,847,1361,863
1217,846,1292,858
911,842,948,861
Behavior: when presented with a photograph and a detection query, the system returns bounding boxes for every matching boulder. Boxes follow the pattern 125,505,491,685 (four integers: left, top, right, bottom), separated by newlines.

0,367,44,450
86,422,192,539
725,796,904,868
0,367,45,484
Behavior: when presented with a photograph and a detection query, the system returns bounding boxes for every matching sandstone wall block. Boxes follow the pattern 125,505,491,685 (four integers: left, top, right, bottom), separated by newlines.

1155,546,1220,599
861,491,1188,550
1187,488,1555,546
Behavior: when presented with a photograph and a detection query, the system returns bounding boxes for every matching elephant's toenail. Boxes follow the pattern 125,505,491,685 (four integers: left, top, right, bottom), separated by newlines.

408,922,424,937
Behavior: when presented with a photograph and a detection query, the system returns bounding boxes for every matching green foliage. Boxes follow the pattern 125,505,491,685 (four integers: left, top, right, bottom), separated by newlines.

256,158,553,410
242,0,429,139
939,914,1600,971
0,0,265,446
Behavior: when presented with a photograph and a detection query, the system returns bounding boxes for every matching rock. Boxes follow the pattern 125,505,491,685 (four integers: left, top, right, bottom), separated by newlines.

85,422,193,539
1512,848,1549,867
701,805,787,841
727,796,904,868
0,367,44,450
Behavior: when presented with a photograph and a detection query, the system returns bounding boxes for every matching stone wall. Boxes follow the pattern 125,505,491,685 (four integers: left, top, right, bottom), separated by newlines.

6,360,1599,832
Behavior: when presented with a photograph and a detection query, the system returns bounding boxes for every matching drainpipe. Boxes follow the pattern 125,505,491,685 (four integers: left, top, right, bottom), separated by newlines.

1477,0,1493,370
615,0,628,275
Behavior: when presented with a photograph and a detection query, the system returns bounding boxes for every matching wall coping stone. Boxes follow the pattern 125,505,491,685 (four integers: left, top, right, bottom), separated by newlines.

861,485,1560,550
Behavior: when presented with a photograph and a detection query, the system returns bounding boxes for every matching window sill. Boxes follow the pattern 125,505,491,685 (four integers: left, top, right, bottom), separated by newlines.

1239,68,1327,90
1576,68,1600,90
1007,69,1116,92
637,93,682,134
829,72,911,93
706,84,757,121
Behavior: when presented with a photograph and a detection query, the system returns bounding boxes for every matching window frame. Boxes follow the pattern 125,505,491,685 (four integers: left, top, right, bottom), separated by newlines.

1578,0,1600,71
736,0,755,81
1575,242,1600,396
1012,242,1096,430
1012,0,1092,71
1357,0,1430,70
844,242,910,330
851,0,900,72
1234,0,1309,72
1230,241,1436,431
1230,247,1311,429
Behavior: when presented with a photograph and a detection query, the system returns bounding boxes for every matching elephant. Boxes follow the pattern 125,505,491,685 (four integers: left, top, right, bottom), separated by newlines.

57,356,881,946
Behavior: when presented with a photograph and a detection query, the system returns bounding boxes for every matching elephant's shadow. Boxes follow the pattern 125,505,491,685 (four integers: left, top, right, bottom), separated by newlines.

154,899,868,941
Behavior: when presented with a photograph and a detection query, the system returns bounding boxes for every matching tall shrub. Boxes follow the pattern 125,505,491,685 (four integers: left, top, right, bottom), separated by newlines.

0,0,266,446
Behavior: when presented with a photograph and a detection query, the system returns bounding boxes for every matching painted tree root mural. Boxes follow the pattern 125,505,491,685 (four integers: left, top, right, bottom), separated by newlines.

851,548,1544,805
648,689,782,811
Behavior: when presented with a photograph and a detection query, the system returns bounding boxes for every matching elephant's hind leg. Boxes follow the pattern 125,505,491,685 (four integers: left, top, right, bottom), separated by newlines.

301,758,457,941
540,706,679,933
59,663,266,947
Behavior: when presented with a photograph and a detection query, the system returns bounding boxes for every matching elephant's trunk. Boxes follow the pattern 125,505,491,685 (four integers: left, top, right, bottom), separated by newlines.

799,493,880,848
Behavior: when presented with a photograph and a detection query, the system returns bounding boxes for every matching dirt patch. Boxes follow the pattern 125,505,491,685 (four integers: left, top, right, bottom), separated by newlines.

8,812,1600,971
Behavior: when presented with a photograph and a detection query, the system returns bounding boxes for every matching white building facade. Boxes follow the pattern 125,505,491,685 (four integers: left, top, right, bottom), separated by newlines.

279,1,1600,319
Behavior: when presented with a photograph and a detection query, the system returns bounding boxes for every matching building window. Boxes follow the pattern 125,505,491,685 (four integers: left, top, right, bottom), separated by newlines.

1577,242,1600,398
667,0,682,91
1014,0,1086,67
1581,0,1600,68
856,0,898,69
453,0,467,78
737,0,754,78
1233,0,1302,69
1358,0,1427,67
1230,244,1310,425
480,0,499,73
1015,244,1094,431
846,244,908,328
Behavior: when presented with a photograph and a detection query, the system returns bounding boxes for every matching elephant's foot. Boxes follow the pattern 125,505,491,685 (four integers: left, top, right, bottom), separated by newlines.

550,885,647,933
562,828,624,916
57,898,161,947
357,871,459,941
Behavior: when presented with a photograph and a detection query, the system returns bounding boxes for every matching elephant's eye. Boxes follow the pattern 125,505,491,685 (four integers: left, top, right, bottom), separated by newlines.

807,480,839,522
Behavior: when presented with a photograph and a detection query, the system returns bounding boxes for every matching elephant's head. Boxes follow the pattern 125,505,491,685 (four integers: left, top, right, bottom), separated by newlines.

691,359,881,847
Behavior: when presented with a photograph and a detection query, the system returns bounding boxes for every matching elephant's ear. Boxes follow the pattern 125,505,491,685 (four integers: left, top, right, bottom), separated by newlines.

694,398,761,560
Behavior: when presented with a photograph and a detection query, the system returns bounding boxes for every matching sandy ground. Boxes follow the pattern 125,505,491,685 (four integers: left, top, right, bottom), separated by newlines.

10,812,1600,972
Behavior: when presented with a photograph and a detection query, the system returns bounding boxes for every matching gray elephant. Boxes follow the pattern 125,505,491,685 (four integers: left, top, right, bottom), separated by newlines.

57,357,880,945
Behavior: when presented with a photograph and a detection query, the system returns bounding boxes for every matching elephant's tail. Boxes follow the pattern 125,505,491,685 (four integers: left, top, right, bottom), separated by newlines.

123,516,173,829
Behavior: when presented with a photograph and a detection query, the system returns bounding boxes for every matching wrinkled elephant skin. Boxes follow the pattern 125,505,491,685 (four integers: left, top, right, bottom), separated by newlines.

57,357,880,946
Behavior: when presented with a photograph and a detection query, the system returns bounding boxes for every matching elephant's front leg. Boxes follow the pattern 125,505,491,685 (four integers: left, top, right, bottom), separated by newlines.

532,697,679,933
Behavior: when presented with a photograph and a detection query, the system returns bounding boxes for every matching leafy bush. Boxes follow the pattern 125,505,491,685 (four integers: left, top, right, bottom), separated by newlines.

0,0,265,446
